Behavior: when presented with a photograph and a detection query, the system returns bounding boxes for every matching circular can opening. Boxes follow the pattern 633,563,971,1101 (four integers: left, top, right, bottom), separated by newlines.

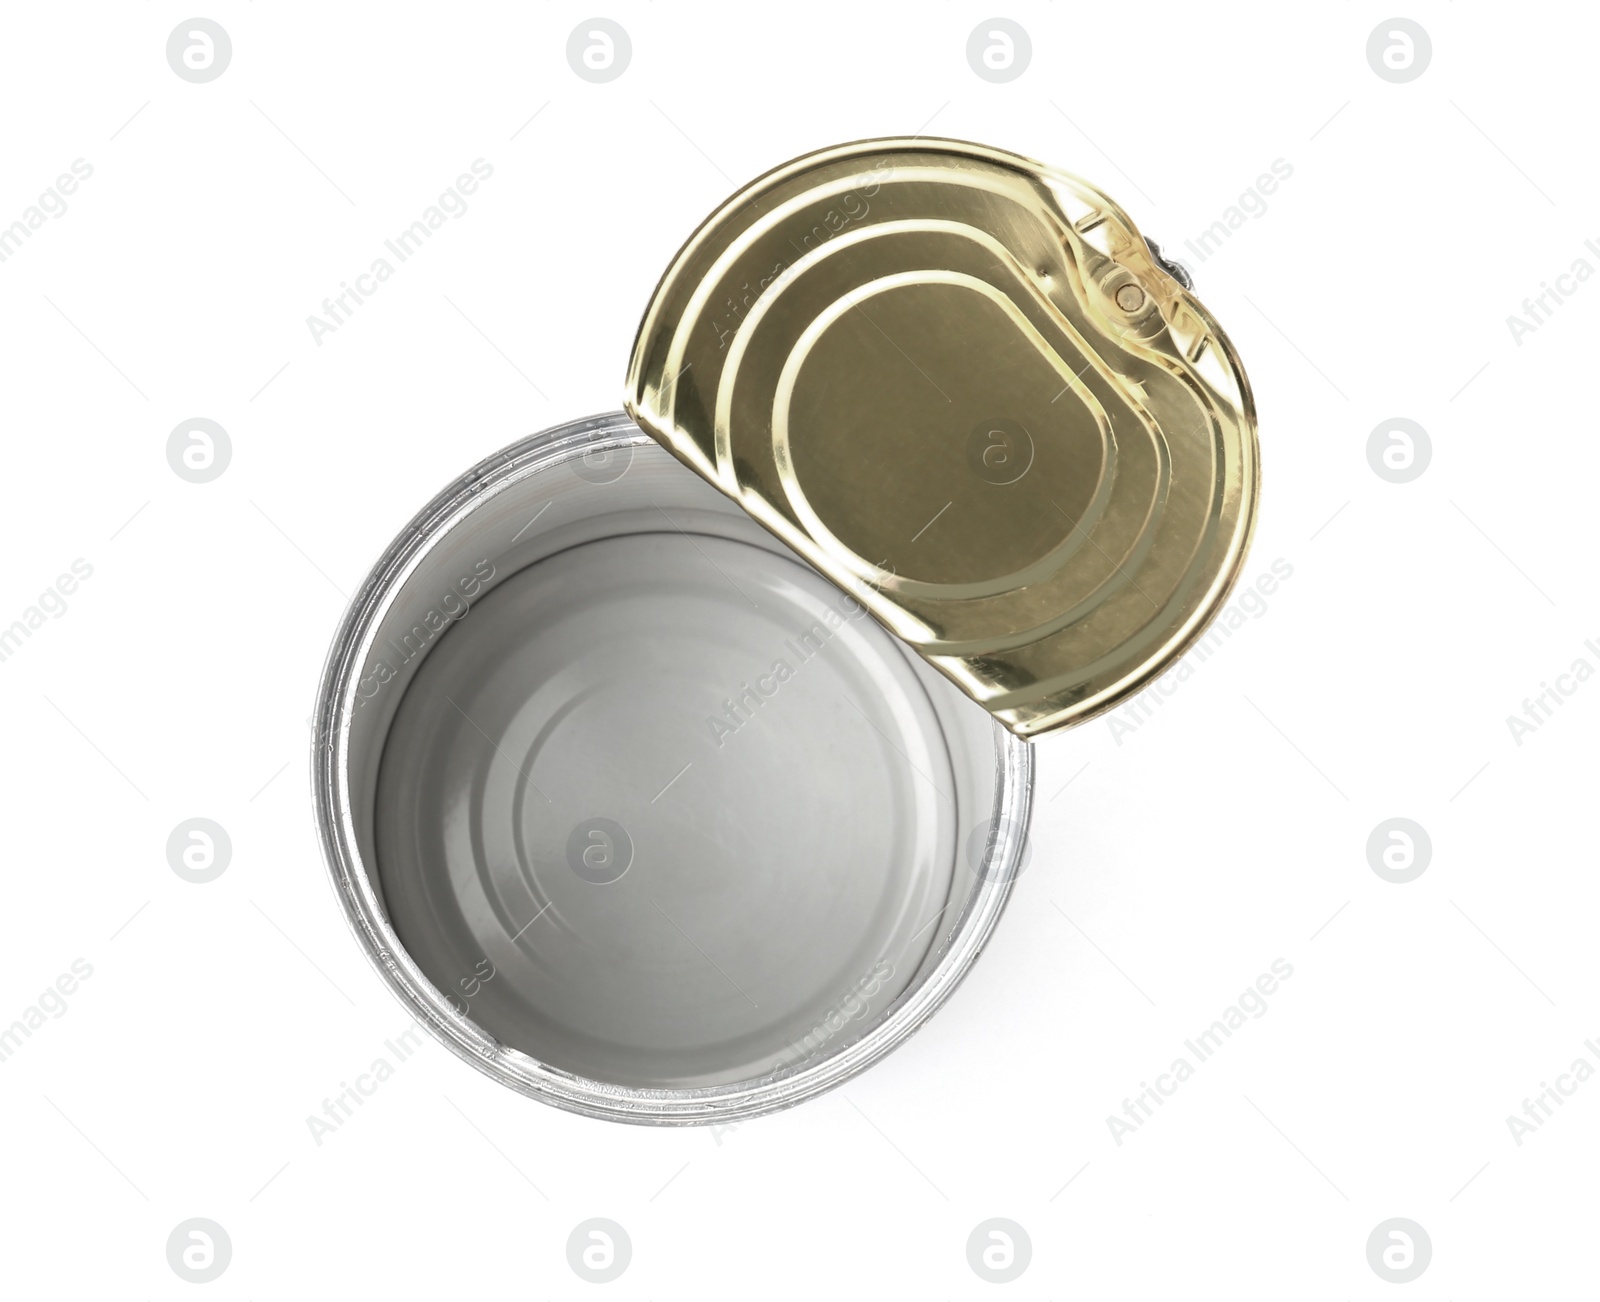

313,412,1032,1124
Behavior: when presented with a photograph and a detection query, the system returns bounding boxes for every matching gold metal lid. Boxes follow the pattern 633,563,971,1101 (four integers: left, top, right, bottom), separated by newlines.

626,138,1259,740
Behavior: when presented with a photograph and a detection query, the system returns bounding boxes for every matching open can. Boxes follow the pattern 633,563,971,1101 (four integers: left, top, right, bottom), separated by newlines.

313,412,1031,1123
313,137,1256,1124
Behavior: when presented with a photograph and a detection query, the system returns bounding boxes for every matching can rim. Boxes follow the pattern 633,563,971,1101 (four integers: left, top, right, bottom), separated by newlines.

311,411,1034,1124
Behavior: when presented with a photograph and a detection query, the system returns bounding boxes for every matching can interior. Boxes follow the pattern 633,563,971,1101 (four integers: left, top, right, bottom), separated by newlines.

338,422,1015,1094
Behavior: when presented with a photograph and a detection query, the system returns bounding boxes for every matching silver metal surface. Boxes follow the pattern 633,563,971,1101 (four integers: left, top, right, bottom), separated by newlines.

313,412,1033,1124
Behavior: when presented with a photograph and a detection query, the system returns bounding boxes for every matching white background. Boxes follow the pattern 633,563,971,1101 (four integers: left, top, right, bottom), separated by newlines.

1,2,1595,1296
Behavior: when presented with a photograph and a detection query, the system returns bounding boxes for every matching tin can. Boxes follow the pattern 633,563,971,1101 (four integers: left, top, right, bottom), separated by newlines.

313,411,1033,1124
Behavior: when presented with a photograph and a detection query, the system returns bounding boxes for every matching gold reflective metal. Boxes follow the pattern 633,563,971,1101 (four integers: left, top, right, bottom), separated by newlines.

626,138,1259,740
